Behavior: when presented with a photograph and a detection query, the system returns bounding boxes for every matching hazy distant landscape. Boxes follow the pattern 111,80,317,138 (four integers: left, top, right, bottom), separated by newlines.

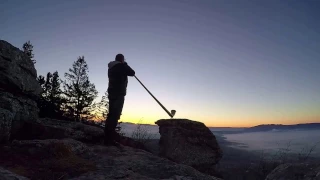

117,121,320,179
224,130,320,157
120,122,320,158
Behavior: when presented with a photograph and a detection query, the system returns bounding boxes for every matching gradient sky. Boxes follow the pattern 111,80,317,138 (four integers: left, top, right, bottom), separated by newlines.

1,0,320,127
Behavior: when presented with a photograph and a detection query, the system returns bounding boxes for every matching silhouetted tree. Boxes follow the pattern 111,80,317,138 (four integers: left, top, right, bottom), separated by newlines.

88,91,109,121
88,91,123,134
22,41,36,64
63,56,98,122
37,71,64,118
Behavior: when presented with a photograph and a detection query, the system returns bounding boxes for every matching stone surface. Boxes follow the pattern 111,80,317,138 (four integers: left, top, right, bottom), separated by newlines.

17,118,149,152
71,143,222,180
0,139,221,180
0,167,29,180
265,163,320,180
11,138,89,157
0,109,13,143
19,118,105,143
0,138,96,179
0,40,41,143
155,119,223,176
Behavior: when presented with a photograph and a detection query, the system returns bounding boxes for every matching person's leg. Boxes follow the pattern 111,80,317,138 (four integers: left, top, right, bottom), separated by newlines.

104,95,125,143
112,96,125,142
105,96,115,140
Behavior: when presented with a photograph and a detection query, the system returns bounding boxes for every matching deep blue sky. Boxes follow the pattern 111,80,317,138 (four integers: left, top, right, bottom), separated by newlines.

1,0,319,126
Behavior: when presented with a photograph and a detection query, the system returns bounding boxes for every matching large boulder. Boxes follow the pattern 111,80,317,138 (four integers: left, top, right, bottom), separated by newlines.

0,40,41,143
155,119,223,176
265,163,320,180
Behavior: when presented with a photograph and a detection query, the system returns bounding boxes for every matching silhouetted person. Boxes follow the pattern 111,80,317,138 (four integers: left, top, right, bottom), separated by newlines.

105,54,135,146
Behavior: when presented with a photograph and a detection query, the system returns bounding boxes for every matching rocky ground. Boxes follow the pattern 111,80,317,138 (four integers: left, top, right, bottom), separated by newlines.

0,138,222,180
1,119,319,180
0,117,225,180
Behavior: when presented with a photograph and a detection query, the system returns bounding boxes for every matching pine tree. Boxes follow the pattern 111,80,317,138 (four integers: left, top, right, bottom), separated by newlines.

100,91,109,119
37,71,64,118
49,71,64,117
64,56,98,122
22,41,36,64
37,74,47,116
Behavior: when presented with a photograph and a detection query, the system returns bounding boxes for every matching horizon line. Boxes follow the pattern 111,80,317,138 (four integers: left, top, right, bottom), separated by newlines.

115,120,320,128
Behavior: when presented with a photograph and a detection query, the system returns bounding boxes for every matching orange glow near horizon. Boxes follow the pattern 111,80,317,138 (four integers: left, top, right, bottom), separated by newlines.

116,114,320,128
93,113,320,127
115,91,320,128
96,93,320,128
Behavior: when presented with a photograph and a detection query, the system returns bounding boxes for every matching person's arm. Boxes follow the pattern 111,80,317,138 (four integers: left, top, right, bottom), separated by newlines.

122,62,135,76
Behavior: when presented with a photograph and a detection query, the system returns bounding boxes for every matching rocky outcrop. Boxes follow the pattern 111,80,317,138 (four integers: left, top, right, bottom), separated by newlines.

156,119,223,176
17,118,105,143
0,138,222,180
0,138,96,179
72,143,222,180
0,40,41,143
265,163,320,180
17,118,148,151
11,138,89,158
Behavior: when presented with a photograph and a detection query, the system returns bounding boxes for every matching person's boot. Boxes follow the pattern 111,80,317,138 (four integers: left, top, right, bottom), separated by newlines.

104,139,121,146
113,131,122,142
104,130,121,147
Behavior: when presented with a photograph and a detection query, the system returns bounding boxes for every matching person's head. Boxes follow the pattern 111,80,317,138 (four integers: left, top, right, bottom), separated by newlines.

115,54,125,63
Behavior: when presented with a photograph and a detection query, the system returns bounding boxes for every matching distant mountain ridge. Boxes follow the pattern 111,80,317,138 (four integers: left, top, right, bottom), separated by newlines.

245,123,320,132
